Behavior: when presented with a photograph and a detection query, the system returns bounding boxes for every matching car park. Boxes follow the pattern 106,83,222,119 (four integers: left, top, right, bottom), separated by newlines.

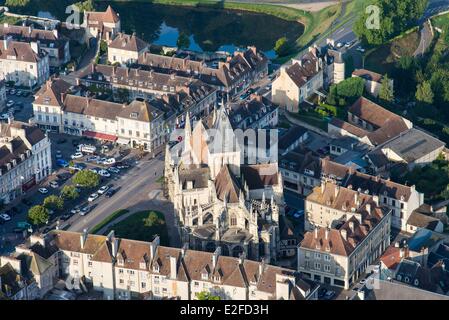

0,213,11,222
49,181,59,188
88,193,99,202
38,188,48,194
97,185,110,195
71,152,83,159
79,206,91,216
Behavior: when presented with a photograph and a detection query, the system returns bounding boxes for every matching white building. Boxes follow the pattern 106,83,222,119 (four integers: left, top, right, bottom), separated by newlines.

0,121,51,204
108,32,148,66
0,39,49,89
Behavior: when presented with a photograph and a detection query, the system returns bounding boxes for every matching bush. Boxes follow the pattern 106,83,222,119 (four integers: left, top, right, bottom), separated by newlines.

61,185,79,200
43,195,64,211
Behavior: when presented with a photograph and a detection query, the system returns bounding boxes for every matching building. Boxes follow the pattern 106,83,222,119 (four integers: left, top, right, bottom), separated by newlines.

328,97,413,148
1,231,319,300
272,47,324,112
278,126,309,156
352,69,392,97
375,128,445,170
227,94,278,130
0,121,51,204
406,204,445,233
76,64,217,118
298,182,392,289
108,32,148,66
0,263,30,300
0,23,70,67
137,47,268,98
324,48,345,86
165,108,285,262
83,5,121,44
0,39,49,88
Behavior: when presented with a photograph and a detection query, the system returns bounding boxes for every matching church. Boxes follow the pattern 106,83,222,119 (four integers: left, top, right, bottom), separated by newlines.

164,107,284,263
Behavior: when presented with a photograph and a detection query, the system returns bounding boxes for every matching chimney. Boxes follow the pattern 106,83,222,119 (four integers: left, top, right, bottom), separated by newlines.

400,247,404,258
259,259,265,278
340,229,347,241
349,221,354,233
395,242,400,248
111,237,119,258
212,246,221,269
321,182,325,194
170,256,177,279
325,228,329,240
52,29,58,38
314,227,319,239
60,93,65,104
366,203,371,214
80,229,87,249
3,38,9,50
30,42,39,54
354,193,358,206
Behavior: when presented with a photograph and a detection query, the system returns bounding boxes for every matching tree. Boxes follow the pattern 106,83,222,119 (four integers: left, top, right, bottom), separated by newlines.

379,74,394,102
144,211,164,227
274,37,291,57
72,170,100,188
74,0,95,12
43,195,64,211
28,205,49,226
416,81,434,104
5,0,30,7
195,291,221,300
336,77,365,99
61,185,80,200
176,32,190,50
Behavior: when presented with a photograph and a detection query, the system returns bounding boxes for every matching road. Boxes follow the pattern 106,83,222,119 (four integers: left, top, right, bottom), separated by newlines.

67,154,181,247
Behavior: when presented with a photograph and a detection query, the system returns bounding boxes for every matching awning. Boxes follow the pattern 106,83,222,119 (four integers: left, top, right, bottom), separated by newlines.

116,138,130,145
83,130,117,142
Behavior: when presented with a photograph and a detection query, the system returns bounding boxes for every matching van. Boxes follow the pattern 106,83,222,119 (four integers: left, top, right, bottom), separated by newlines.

80,145,97,154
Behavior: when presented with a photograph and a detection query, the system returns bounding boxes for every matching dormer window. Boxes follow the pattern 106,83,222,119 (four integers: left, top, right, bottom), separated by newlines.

130,112,138,119
118,257,124,266
214,276,221,282
201,272,208,281
140,261,146,269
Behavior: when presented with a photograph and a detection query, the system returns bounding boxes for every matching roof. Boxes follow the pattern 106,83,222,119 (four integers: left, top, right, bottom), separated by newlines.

407,210,442,231
0,24,68,50
366,279,449,300
352,68,383,82
228,95,277,129
381,128,445,163
348,97,405,129
241,164,279,190
215,165,242,203
86,5,120,24
0,263,26,298
62,95,124,120
278,126,308,150
380,246,402,270
118,99,163,122
329,117,368,138
0,39,46,63
109,33,148,52
284,51,320,88
34,78,71,106
178,165,210,189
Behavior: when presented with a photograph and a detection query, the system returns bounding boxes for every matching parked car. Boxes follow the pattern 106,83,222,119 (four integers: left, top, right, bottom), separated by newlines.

56,159,69,167
293,210,304,219
55,150,63,159
97,185,110,195
9,89,16,95
0,213,11,222
86,155,100,162
60,213,72,221
88,193,99,202
6,100,14,108
98,169,110,177
80,145,96,154
105,188,117,198
318,288,327,299
71,206,81,214
356,46,365,53
107,167,120,174
96,157,107,164
49,181,59,188
79,206,91,216
70,163,86,171
71,152,83,159
324,290,335,300
38,188,48,194
103,158,116,165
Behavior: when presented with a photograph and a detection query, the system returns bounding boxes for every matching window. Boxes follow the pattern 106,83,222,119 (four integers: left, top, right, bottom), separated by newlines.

141,282,146,289
314,263,321,270
194,281,199,287
119,269,124,274
324,255,330,262
72,259,78,266
119,279,124,284
324,265,331,272
314,253,321,260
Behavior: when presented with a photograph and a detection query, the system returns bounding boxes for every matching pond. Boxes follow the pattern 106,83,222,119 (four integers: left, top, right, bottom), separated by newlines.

11,1,304,58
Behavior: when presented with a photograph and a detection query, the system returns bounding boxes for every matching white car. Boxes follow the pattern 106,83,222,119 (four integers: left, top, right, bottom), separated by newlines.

356,46,365,53
6,100,14,108
98,169,110,177
103,158,116,165
336,42,343,48
97,185,110,195
38,188,48,194
49,181,59,188
71,152,83,159
0,213,11,221
88,193,99,202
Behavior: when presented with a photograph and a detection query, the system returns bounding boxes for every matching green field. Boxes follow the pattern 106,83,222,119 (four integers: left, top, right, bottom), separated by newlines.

432,12,449,29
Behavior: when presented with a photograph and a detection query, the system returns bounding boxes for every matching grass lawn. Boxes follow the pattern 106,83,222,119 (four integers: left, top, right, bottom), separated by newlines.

291,111,328,131
106,210,169,245
364,29,421,74
432,12,449,30
90,209,129,234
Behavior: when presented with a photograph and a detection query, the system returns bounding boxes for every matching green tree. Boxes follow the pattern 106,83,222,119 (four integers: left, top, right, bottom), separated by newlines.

176,32,190,50
74,0,95,12
28,205,49,225
5,0,30,7
99,40,108,55
195,291,221,300
274,37,291,57
61,185,80,200
43,195,64,211
73,170,100,188
336,77,364,99
416,81,434,104
379,74,394,102
144,211,164,227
